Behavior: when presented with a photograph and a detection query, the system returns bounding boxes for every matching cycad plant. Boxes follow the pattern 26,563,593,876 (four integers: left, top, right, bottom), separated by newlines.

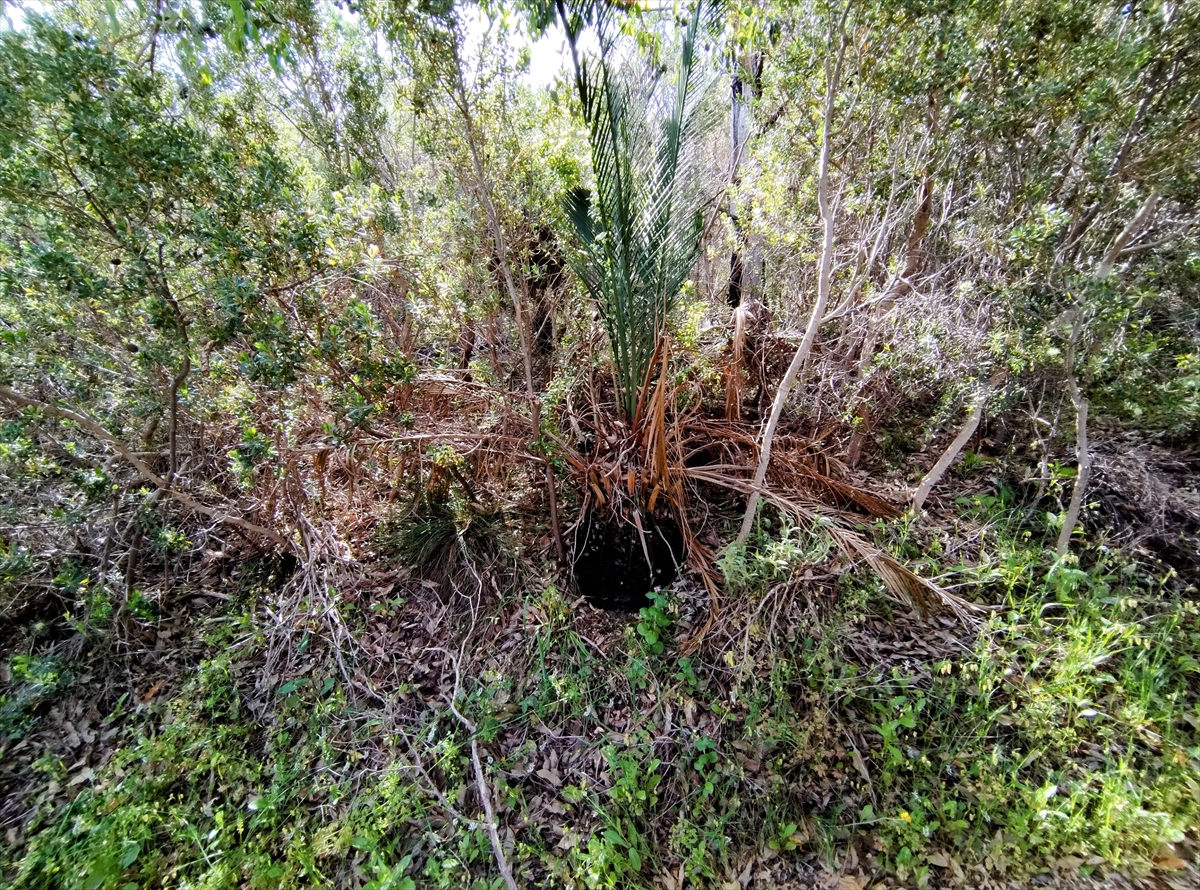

560,0,717,419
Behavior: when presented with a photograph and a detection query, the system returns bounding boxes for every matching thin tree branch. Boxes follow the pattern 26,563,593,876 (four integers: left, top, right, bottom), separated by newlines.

433,647,519,890
911,388,987,514
1056,373,1090,557
1094,188,1160,278
737,4,848,544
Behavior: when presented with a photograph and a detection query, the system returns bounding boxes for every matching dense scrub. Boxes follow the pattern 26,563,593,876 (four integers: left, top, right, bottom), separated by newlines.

1,0,1198,888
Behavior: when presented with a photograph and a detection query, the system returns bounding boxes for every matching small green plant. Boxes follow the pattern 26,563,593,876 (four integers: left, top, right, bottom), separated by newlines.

126,589,160,622
572,818,650,889
690,736,718,798
667,817,719,885
70,467,112,502
871,691,924,786
766,820,807,854
369,595,406,617
635,590,671,655
151,524,191,553
0,654,68,737
718,514,833,595
362,853,416,890
674,656,700,693
227,425,274,488
394,501,459,577
605,745,662,816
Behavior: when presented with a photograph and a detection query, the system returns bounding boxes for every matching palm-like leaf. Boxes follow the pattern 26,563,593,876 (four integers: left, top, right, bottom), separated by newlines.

561,0,717,417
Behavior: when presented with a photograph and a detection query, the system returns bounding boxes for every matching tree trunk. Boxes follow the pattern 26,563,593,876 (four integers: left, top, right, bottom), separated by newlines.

911,389,986,514
737,17,845,544
1056,375,1090,556
449,57,566,563
727,52,762,309
1094,189,1160,279
1057,188,1159,555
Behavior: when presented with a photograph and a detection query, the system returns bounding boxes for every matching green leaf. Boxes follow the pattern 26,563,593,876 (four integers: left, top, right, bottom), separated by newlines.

83,859,115,890
119,840,140,868
103,0,120,35
279,677,310,696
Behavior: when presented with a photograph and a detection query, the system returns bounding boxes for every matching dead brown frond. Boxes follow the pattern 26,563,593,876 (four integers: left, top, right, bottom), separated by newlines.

680,462,980,623
549,324,986,646
767,439,902,519
824,524,982,623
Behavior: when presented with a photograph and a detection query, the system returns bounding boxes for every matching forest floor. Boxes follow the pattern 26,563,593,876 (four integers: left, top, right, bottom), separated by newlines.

1,417,1199,890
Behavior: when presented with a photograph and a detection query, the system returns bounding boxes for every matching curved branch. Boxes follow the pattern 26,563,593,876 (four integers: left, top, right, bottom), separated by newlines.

736,5,848,544
911,389,987,514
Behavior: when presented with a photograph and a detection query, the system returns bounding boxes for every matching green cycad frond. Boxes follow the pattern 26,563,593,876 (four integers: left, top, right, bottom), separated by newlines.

561,0,719,417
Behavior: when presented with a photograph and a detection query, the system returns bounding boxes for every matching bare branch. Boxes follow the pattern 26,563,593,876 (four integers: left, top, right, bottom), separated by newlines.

1094,189,1160,278
1056,375,1090,557
911,388,988,514
737,4,848,544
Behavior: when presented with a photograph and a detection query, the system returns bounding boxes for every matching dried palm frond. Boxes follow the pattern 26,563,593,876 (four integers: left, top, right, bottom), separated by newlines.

768,449,901,519
681,463,981,623
552,329,985,647
825,525,981,623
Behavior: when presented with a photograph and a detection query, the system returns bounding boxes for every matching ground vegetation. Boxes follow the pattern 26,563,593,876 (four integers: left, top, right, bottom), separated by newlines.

1,0,1199,888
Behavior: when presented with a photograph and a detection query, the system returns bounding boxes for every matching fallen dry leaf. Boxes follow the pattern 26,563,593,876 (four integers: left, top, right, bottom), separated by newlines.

1154,856,1188,871
141,680,166,702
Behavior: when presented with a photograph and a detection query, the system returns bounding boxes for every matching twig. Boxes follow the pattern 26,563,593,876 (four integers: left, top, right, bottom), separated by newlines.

432,647,519,890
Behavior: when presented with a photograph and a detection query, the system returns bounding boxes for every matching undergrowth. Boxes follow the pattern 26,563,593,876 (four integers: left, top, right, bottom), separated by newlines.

4,507,1197,889
848,543,1200,883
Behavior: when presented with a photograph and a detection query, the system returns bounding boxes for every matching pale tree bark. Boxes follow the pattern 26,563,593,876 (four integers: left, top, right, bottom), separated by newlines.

442,648,519,890
842,122,934,467
1057,188,1159,556
1093,189,1160,279
1056,370,1090,556
910,387,987,514
737,10,846,544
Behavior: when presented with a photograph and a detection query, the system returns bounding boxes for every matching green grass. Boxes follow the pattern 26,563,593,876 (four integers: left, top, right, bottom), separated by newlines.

847,559,1200,881
5,508,1198,888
